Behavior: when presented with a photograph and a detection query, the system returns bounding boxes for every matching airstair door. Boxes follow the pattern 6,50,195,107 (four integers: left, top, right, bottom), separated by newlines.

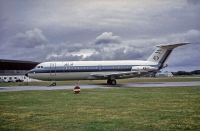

50,63,56,76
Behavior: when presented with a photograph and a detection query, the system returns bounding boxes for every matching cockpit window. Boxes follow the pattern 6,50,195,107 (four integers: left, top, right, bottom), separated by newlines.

37,66,43,68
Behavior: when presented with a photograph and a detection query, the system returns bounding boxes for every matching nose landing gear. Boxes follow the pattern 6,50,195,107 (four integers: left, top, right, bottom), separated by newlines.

49,82,56,86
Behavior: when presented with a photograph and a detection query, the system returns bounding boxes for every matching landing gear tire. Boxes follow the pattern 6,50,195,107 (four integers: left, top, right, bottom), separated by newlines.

111,79,117,85
107,79,112,85
107,79,117,85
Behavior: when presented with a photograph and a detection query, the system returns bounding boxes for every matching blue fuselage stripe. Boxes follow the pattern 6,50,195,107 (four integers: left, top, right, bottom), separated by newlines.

30,65,157,73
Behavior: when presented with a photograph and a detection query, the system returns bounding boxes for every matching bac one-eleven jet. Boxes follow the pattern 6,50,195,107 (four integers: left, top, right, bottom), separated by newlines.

27,43,189,85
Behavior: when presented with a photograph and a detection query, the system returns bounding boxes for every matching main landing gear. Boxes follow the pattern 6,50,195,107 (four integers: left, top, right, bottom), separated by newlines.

107,79,117,85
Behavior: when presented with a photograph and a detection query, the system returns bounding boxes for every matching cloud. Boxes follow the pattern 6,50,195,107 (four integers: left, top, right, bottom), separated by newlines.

5,29,199,66
85,47,146,61
187,0,200,5
46,48,96,61
169,29,200,43
46,52,84,61
0,1,199,71
94,32,121,45
11,28,47,48
86,29,200,65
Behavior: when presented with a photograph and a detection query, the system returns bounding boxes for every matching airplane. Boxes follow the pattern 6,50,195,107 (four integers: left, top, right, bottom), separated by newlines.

26,43,189,85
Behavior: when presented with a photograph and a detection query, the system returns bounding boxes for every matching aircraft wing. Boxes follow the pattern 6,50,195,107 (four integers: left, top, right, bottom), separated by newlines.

90,71,141,79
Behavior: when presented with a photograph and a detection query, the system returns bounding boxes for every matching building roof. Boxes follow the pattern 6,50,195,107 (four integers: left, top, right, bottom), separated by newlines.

0,59,39,70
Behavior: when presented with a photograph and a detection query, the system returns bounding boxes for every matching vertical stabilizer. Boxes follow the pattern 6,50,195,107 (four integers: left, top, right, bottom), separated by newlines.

147,43,189,69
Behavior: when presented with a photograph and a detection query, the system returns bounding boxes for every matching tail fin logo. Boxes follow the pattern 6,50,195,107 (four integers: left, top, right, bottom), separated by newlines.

155,49,162,54
153,56,159,61
148,43,189,64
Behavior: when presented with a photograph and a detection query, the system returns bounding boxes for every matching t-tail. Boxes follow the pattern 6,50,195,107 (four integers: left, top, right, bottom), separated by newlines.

147,43,190,70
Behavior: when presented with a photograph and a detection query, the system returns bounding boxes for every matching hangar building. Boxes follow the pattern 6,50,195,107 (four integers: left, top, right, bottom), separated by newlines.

0,59,39,82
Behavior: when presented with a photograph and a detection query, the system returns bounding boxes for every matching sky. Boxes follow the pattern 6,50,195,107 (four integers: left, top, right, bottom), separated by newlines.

0,0,200,71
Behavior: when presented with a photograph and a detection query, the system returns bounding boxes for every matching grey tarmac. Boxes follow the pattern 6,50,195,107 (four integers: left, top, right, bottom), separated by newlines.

0,81,200,92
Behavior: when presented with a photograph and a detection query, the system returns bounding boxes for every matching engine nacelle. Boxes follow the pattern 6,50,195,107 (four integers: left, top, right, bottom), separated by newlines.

131,66,157,72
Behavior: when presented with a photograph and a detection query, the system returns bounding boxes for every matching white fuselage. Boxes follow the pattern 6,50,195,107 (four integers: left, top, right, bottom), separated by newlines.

27,60,158,81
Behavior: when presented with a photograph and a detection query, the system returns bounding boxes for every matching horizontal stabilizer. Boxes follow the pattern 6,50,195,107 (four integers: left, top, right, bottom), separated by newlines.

156,43,190,49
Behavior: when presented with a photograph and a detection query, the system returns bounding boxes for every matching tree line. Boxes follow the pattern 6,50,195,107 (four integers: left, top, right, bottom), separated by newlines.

172,70,200,76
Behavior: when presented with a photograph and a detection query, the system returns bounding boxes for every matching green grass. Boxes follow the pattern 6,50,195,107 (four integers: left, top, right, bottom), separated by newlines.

0,87,200,130
0,76,200,87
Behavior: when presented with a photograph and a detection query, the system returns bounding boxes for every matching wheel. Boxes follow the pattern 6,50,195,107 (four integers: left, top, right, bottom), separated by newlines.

107,79,112,85
111,79,117,85
107,79,117,85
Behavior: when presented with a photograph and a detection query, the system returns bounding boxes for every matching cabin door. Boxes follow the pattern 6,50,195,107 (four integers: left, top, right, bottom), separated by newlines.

50,63,56,76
